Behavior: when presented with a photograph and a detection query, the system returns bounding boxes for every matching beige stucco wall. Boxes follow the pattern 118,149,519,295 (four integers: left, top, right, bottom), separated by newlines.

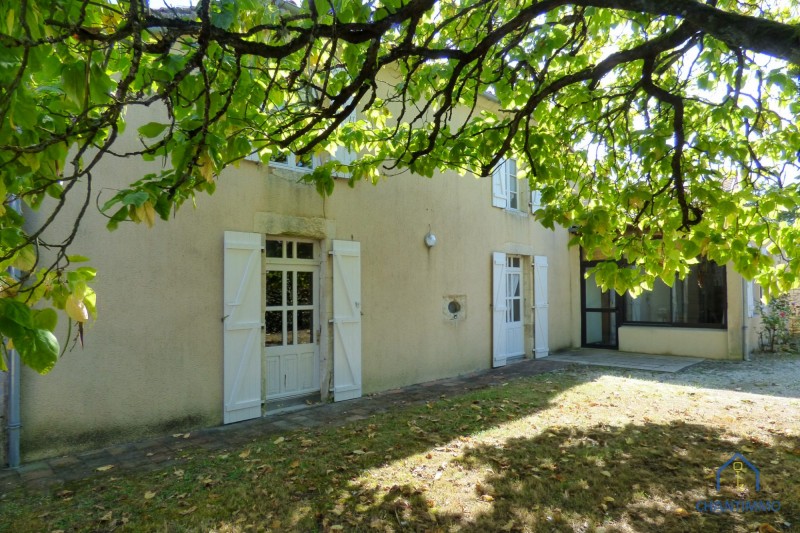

20,103,577,459
618,326,728,358
21,157,282,459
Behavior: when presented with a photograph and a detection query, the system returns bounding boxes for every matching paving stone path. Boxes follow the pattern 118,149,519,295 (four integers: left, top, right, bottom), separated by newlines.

0,359,568,492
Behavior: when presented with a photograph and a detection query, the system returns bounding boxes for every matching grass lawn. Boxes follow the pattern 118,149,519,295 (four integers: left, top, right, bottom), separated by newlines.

1,362,799,532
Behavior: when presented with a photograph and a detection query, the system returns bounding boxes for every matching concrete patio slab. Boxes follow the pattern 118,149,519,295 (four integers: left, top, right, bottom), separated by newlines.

545,348,704,372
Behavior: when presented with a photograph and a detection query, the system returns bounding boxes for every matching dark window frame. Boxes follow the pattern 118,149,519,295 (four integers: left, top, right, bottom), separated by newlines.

580,258,621,348
622,259,728,330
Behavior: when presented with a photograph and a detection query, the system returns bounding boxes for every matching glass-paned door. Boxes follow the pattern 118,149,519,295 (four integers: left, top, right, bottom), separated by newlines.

581,263,619,348
505,256,525,357
264,239,320,400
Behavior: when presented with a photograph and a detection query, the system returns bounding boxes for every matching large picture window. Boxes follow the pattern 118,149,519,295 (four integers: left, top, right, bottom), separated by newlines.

624,259,726,328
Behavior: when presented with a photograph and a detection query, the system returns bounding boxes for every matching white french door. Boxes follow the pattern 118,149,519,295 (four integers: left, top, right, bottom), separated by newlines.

504,256,525,357
264,239,320,400
493,252,525,367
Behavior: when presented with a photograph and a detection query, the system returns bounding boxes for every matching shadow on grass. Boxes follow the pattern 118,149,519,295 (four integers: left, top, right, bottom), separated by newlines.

0,373,569,531
2,372,799,532
331,422,800,532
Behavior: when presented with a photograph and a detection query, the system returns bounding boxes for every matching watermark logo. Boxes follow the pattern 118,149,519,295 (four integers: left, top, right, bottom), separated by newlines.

716,452,760,492
695,452,780,514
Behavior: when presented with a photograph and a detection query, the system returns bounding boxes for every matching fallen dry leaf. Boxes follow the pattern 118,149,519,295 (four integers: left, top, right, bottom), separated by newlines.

179,506,197,515
239,449,251,459
758,524,780,533
481,494,495,502
273,437,285,445
95,465,114,472
144,491,156,500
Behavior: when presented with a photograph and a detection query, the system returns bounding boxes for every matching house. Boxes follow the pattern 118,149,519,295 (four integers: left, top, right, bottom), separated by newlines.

3,101,762,464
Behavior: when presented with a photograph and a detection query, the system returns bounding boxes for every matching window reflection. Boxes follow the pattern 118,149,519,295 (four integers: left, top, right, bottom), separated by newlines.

297,310,313,344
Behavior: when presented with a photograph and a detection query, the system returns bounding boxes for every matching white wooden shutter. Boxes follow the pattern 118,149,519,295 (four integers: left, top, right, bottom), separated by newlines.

223,231,263,423
332,240,362,401
492,161,508,208
745,280,755,318
334,109,358,172
530,190,543,213
492,252,508,367
533,255,549,358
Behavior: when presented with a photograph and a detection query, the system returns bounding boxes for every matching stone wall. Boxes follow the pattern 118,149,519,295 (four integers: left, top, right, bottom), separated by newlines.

789,288,800,336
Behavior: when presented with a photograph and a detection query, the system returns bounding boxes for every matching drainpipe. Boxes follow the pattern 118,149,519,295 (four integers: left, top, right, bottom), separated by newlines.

6,198,22,467
7,345,20,468
742,278,751,362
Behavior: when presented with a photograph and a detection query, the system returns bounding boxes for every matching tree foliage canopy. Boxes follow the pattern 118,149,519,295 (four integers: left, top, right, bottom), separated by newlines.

1,0,799,371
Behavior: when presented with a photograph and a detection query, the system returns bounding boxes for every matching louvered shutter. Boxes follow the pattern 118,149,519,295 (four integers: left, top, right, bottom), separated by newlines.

223,231,263,423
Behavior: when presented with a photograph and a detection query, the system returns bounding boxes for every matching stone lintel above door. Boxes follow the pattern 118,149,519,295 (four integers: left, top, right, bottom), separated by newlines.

254,212,336,240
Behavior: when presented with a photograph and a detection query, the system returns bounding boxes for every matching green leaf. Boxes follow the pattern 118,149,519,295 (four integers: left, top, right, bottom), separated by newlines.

62,61,87,108
12,245,37,272
106,207,128,231
0,317,25,339
137,122,169,138
32,308,58,332
17,328,59,375
681,239,700,258
121,191,149,207
6,8,14,34
0,299,33,329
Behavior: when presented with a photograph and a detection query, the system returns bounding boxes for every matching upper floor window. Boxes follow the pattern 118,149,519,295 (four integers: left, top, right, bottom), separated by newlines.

492,158,545,214
492,158,519,210
246,108,357,177
269,151,315,169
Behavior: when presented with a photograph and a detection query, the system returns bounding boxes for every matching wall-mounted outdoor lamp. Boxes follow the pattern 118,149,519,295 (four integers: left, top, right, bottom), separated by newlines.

424,226,437,248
